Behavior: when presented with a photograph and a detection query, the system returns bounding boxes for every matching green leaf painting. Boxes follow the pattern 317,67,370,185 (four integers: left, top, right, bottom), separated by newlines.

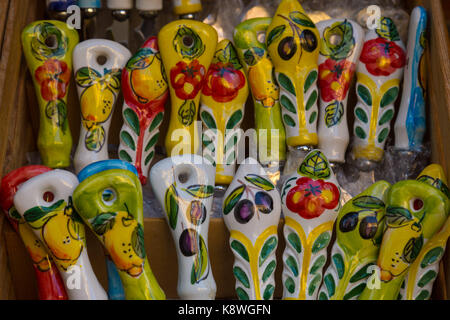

244,174,275,191
298,150,331,179
223,185,245,215
164,184,179,230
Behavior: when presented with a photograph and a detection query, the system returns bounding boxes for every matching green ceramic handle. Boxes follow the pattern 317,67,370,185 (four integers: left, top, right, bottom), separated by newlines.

22,21,78,168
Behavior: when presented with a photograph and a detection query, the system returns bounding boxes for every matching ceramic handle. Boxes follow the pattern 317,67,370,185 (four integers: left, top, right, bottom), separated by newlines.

351,17,406,169
221,158,281,300
150,155,217,299
316,19,364,163
119,37,169,185
73,39,131,173
266,0,320,149
158,20,218,157
172,0,202,17
77,0,101,8
359,164,450,300
318,181,390,300
0,166,68,300
199,39,249,185
106,0,133,10
394,6,428,151
280,150,341,299
46,0,76,10
234,18,287,165
136,0,163,11
73,160,166,300
13,170,107,300
22,21,78,168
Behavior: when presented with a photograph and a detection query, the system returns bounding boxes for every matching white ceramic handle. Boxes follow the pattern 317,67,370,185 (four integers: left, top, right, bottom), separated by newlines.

394,6,427,151
316,19,364,163
106,0,133,10
13,170,107,300
136,0,163,11
222,158,281,300
150,155,217,299
351,17,406,167
73,39,131,173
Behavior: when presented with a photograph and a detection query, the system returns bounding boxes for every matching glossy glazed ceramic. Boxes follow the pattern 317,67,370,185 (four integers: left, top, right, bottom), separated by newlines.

119,37,169,185
172,0,202,16
73,160,166,300
280,149,341,299
158,20,218,157
233,18,287,165
150,155,216,299
351,17,406,168
73,39,131,173
266,0,320,148
21,20,79,168
222,158,281,300
0,166,67,300
318,181,391,300
316,19,364,163
359,164,450,300
394,6,428,151
199,39,249,185
13,170,107,300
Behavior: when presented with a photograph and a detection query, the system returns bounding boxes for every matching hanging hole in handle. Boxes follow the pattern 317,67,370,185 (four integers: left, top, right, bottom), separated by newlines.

329,33,343,46
43,191,55,203
178,172,190,184
97,55,108,66
257,31,266,44
45,35,58,49
182,35,194,48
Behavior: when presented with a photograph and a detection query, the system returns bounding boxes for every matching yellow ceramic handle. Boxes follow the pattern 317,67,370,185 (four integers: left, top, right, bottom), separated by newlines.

172,0,202,17
158,19,218,156
22,21,79,168
200,39,249,185
266,0,320,148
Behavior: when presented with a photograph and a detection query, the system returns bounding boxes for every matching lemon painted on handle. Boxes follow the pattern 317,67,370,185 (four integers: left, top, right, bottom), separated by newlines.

234,18,287,165
200,40,249,185
266,0,320,148
159,20,218,156
21,20,79,168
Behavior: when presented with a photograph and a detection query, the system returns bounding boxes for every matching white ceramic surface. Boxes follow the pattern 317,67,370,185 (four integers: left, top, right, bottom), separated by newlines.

13,170,107,300
106,0,133,10
136,0,163,11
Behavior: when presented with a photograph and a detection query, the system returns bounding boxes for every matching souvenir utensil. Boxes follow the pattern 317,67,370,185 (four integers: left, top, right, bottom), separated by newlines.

106,0,133,48
134,0,163,48
280,149,341,299
172,0,202,19
150,155,217,299
14,170,107,300
158,20,218,157
119,36,169,185
0,166,68,300
351,16,406,171
359,164,450,300
233,18,287,182
266,0,320,153
46,0,76,20
73,160,166,300
22,20,78,168
73,39,131,173
78,0,102,40
318,180,391,300
222,158,281,300
199,39,249,186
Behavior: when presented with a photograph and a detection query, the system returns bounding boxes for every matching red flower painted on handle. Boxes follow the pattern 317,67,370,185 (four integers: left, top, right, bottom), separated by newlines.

286,177,339,219
318,58,355,102
35,59,71,101
202,62,246,103
170,60,206,100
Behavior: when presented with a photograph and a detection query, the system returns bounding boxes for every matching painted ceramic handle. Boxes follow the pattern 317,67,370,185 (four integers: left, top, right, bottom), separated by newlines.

73,160,166,300
119,37,169,185
200,39,249,185
317,19,364,163
222,158,281,300
106,0,133,10
136,0,163,11
73,39,131,174
234,18,287,165
394,6,428,151
266,0,320,148
150,155,217,299
0,166,68,300
351,17,406,168
158,20,218,157
318,181,390,300
47,0,76,11
22,21,78,168
280,150,341,299
359,165,450,300
77,0,101,9
172,0,202,17
13,170,107,300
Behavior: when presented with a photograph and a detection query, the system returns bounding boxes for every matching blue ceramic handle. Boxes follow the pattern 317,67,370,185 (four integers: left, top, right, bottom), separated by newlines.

105,255,126,300
47,0,77,11
77,0,101,9
78,159,139,182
